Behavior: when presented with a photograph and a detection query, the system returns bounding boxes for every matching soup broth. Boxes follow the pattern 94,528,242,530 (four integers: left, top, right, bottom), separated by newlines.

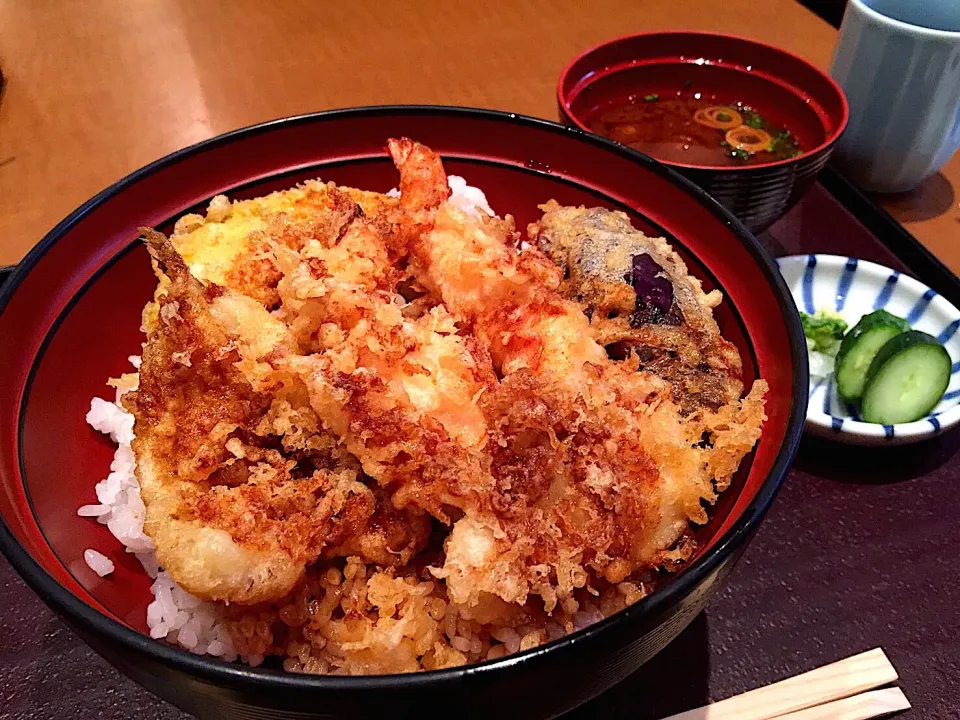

589,90,803,167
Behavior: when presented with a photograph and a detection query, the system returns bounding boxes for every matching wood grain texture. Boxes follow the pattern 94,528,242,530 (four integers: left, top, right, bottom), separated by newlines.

777,688,911,720
7,0,952,272
661,648,897,719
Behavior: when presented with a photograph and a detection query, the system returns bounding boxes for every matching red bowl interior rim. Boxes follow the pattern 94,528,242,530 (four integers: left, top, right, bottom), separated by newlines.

557,30,851,172
0,105,808,689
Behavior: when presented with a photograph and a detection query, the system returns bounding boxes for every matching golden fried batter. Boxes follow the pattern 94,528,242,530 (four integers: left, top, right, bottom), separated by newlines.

388,139,766,611
127,229,425,604
127,138,766,619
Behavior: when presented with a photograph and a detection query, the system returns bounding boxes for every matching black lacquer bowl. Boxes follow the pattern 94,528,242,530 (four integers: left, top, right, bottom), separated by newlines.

0,107,806,719
558,32,849,232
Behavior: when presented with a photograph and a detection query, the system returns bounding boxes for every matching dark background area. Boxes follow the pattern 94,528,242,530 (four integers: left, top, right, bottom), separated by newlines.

799,0,848,27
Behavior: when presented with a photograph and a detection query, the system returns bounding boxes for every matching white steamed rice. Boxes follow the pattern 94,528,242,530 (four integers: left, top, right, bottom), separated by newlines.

81,360,254,664
83,549,115,577
387,175,494,218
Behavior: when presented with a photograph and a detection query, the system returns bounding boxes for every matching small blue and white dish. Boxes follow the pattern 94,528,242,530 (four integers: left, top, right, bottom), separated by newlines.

778,254,960,445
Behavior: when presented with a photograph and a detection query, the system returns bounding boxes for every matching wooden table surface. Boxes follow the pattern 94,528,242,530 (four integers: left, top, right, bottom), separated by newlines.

1,0,958,273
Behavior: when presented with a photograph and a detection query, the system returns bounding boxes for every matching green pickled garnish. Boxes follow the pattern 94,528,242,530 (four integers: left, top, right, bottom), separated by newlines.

800,309,849,355
767,129,803,158
743,109,765,129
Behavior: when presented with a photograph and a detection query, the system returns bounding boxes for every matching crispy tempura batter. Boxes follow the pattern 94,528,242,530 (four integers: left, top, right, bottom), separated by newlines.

126,138,766,637
126,230,428,604
390,140,766,610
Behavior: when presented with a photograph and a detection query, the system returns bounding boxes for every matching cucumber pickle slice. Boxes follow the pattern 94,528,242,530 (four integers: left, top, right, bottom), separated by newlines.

861,331,951,425
835,310,911,402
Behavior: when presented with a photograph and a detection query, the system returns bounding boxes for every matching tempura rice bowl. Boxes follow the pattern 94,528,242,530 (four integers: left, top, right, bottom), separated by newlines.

0,107,806,719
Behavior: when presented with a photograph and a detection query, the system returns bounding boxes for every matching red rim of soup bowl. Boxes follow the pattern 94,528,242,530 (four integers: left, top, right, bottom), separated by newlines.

557,31,850,173
0,107,807,706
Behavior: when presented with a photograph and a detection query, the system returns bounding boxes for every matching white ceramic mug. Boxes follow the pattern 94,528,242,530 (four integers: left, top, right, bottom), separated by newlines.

829,0,960,193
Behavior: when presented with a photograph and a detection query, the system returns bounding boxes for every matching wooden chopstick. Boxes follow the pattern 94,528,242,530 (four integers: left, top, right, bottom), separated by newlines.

775,687,910,720
660,648,899,720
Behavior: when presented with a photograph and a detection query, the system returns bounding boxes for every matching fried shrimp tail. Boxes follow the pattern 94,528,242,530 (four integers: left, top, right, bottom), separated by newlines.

387,137,450,212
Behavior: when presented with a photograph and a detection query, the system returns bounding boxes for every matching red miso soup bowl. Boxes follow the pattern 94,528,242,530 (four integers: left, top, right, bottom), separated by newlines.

558,32,849,233
0,107,806,720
